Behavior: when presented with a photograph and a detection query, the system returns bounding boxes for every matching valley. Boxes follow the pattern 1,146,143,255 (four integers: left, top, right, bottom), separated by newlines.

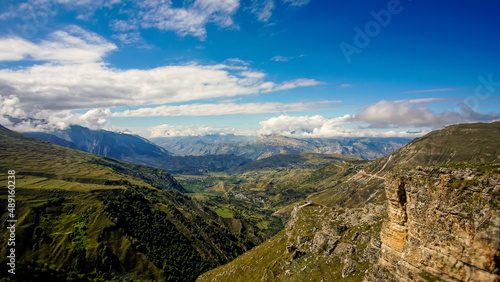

0,122,499,281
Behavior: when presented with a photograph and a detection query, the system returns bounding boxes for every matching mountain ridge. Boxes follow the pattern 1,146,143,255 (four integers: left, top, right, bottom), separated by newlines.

0,125,279,281
151,134,412,161
22,125,251,174
198,121,500,281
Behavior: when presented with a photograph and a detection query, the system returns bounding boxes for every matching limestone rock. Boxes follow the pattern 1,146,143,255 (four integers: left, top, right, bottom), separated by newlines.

379,165,500,282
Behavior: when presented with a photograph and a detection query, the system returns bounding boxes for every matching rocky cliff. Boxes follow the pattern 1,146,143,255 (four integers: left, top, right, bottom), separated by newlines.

197,202,387,281
376,164,500,282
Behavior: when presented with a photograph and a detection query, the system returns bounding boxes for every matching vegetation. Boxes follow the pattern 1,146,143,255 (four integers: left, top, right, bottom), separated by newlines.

0,126,274,280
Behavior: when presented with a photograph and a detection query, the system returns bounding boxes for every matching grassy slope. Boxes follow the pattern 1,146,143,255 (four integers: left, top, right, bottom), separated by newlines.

0,125,185,192
0,126,264,281
308,121,500,208
197,122,500,281
365,121,500,175
198,204,385,282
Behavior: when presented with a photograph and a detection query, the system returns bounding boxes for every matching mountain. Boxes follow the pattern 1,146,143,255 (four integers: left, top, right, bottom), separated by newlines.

23,125,251,174
0,125,277,281
307,121,500,208
21,131,81,150
151,134,253,156
197,122,500,281
364,121,500,175
152,134,412,161
24,125,172,165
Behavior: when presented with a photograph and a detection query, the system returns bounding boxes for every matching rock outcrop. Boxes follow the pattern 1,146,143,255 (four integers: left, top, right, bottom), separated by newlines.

378,164,500,281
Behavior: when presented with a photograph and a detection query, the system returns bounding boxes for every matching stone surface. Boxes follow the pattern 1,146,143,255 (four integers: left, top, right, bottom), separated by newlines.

379,165,500,282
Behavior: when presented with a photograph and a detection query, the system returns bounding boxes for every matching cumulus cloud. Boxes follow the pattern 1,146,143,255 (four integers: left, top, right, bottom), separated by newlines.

257,99,500,138
0,62,322,113
112,101,339,117
0,29,323,114
0,94,112,132
149,124,256,138
355,100,500,128
0,95,26,118
258,114,365,137
258,114,427,138
0,28,324,133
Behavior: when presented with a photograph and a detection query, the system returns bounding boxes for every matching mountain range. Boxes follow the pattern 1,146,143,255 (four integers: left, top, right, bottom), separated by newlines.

152,134,412,160
198,121,500,282
1,121,499,281
0,125,280,281
23,125,250,174
23,125,411,175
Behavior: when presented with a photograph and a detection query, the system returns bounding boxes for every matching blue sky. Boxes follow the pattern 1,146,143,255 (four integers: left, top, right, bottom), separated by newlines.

0,0,499,138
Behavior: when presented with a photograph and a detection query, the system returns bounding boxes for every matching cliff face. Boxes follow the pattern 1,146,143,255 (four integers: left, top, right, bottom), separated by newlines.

378,165,500,281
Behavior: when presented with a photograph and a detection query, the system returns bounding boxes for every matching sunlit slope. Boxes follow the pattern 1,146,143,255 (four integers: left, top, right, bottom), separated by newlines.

0,125,185,192
365,121,500,176
0,125,261,281
308,121,500,208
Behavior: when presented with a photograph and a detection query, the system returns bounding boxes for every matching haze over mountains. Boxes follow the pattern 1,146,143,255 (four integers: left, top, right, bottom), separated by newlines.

22,125,411,175
23,125,250,174
151,134,412,161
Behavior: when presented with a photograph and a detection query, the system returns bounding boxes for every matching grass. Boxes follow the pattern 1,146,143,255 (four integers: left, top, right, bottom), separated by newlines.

214,206,234,218
198,204,386,282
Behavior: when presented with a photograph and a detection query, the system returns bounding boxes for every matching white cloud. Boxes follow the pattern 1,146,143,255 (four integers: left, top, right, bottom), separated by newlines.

0,26,117,63
258,114,366,138
282,0,310,7
0,28,324,133
402,88,459,94
0,29,323,114
0,0,120,21
225,58,251,66
270,78,325,92
355,100,500,128
112,101,339,117
257,98,500,138
111,32,152,48
250,0,275,22
271,55,290,62
0,94,112,132
0,95,26,118
149,124,256,138
0,61,322,113
135,0,240,39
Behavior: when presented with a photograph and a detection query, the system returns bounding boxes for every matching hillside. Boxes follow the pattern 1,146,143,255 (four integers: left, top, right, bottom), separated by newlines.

198,122,500,281
0,125,278,281
364,121,500,176
307,121,500,208
152,134,411,161
198,164,500,282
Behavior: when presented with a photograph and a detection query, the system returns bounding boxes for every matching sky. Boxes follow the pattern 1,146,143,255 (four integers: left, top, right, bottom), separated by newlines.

0,0,499,139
